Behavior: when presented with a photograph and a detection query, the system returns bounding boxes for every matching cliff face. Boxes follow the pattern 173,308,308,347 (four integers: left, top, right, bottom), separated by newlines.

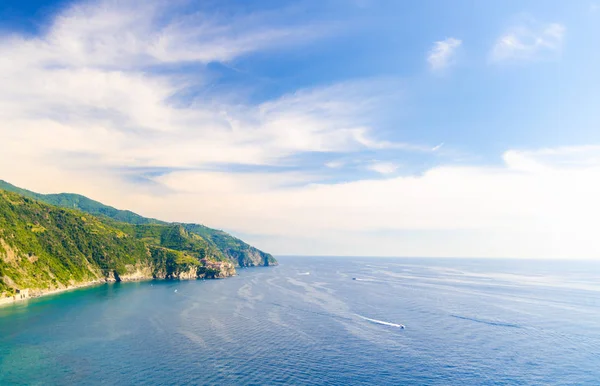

105,259,236,281
232,247,278,267
148,259,235,280
183,224,277,267
0,190,237,304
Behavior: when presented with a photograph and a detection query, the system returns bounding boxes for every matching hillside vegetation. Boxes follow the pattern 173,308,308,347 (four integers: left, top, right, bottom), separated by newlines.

0,180,276,267
0,190,236,298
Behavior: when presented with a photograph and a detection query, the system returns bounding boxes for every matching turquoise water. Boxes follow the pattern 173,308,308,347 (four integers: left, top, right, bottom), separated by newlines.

1,257,600,385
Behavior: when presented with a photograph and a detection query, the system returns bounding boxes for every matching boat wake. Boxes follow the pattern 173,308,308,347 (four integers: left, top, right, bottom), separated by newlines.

352,277,380,282
356,315,405,329
450,315,520,328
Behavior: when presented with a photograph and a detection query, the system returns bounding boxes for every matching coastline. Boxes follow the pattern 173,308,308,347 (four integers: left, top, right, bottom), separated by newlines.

0,277,148,308
0,272,239,308
1,259,240,308
1,260,274,308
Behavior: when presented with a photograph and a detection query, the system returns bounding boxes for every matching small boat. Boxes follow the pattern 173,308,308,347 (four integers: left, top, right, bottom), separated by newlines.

174,289,178,293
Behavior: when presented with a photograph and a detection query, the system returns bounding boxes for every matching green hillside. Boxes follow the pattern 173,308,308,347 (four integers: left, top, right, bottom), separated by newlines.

0,190,235,299
0,180,276,267
0,180,163,225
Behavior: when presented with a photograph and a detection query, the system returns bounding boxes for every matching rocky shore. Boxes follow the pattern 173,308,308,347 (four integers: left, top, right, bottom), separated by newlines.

0,260,236,307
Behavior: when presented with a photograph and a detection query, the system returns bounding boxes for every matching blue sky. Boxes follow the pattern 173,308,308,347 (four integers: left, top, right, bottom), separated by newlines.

1,0,599,258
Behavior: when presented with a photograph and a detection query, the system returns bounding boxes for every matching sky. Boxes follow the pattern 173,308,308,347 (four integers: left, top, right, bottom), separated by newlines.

1,0,599,259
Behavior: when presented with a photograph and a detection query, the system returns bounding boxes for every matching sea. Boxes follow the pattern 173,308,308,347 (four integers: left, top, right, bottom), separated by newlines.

1,256,599,385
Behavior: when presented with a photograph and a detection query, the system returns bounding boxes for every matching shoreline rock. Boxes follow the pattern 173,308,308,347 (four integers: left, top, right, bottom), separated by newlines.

0,260,241,308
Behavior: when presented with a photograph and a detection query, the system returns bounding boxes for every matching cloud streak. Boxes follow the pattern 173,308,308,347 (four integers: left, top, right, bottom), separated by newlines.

367,162,399,175
490,20,565,63
0,0,429,178
15,0,325,68
427,38,462,71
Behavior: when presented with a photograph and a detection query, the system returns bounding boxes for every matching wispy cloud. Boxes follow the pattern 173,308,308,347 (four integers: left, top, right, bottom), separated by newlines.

366,162,399,175
503,145,600,170
432,142,444,152
325,161,345,169
490,20,565,63
13,0,325,69
427,38,462,71
0,0,430,185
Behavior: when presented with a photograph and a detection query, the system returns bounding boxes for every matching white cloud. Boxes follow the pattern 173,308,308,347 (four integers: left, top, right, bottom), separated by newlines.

325,161,345,169
427,38,462,71
0,0,427,178
432,142,444,152
504,145,600,170
143,146,600,258
8,0,323,69
6,144,600,259
152,145,600,259
366,162,398,175
490,20,565,63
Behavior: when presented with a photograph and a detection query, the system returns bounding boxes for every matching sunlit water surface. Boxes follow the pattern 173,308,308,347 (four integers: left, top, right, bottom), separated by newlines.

1,257,599,385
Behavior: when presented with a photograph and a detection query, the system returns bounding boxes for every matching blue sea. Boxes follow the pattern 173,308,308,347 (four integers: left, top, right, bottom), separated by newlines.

1,257,600,385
